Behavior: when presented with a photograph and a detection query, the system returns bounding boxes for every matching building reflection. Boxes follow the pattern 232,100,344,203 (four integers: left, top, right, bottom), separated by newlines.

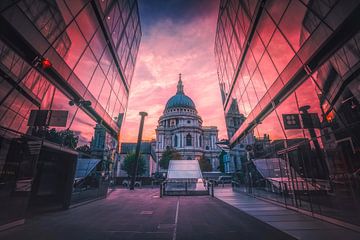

0,0,141,229
215,0,360,227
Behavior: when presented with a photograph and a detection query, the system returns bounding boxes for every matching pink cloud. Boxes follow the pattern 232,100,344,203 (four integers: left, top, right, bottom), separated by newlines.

120,6,227,142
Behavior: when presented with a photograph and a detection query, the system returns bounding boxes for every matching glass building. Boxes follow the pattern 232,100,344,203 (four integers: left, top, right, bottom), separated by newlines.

215,0,360,228
0,0,141,229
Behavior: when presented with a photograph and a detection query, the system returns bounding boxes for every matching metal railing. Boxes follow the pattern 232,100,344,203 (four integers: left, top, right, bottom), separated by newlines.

160,179,214,197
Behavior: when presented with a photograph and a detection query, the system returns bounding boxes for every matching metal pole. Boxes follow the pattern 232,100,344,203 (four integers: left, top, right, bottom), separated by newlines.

129,112,148,190
160,182,163,198
156,141,160,173
211,182,214,197
299,105,329,179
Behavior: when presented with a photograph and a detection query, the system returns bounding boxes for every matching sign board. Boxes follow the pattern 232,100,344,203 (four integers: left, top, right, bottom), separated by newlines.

49,110,68,127
15,179,32,192
28,110,68,127
301,113,320,129
282,114,301,129
28,110,49,126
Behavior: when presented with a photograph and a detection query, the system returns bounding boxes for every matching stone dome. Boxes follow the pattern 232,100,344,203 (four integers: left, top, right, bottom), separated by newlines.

165,75,196,110
165,93,196,110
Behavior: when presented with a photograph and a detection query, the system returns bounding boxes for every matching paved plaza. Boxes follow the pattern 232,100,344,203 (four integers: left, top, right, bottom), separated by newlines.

215,188,360,240
0,188,295,240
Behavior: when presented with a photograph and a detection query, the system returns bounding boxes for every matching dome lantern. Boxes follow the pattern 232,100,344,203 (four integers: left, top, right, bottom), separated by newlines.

165,74,196,111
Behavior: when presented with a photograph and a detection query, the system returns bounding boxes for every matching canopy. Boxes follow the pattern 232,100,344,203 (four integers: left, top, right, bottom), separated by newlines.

167,160,203,180
75,158,101,178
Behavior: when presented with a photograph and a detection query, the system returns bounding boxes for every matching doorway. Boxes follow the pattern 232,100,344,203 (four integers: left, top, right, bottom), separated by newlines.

27,144,77,214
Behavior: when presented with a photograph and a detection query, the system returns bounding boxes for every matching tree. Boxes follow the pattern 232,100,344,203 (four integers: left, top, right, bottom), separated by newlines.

59,129,78,149
199,155,212,172
121,152,146,177
76,144,91,154
31,127,79,149
159,147,181,169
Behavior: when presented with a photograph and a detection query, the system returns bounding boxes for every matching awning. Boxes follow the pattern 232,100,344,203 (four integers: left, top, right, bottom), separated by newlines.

75,158,101,178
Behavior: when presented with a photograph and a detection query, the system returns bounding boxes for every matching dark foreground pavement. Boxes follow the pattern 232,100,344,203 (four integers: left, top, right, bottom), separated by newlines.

0,188,295,240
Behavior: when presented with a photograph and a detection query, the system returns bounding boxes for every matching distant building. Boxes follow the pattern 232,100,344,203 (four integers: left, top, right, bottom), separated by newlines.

225,98,254,173
116,142,157,177
90,124,117,160
155,75,221,170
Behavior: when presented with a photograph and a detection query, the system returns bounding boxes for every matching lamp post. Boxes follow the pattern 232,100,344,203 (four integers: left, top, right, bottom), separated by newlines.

156,141,161,173
299,105,329,179
129,111,148,190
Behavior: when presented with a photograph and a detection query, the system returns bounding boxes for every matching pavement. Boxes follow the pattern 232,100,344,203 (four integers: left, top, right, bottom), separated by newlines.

0,188,295,240
214,187,360,240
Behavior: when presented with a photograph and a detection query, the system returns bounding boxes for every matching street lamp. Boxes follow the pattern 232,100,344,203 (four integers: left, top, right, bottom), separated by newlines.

215,139,230,150
299,105,329,179
156,140,161,173
129,111,148,190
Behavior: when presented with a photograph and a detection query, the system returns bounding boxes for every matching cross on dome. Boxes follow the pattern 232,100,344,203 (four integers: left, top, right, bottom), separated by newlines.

177,73,184,94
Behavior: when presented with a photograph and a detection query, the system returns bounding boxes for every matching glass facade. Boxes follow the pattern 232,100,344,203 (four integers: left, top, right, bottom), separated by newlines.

0,0,141,228
215,0,360,227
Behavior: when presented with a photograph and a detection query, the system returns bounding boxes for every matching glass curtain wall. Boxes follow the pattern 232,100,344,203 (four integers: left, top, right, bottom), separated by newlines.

215,0,360,226
0,0,141,227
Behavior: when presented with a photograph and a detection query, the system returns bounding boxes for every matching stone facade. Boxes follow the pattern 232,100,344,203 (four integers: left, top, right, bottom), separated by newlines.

155,75,220,170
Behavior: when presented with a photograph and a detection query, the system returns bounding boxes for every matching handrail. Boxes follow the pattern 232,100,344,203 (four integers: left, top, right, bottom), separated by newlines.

159,179,214,197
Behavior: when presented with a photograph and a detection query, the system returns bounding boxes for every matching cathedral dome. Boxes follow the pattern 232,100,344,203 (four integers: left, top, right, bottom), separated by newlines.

165,75,196,110
165,93,196,110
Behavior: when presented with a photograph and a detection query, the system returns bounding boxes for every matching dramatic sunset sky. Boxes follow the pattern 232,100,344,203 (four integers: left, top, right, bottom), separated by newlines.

120,0,227,142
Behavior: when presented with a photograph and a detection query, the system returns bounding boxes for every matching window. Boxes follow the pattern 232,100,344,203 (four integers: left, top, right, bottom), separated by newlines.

186,133,192,146
174,135,178,147
278,0,310,51
73,47,97,87
57,21,86,69
267,30,294,74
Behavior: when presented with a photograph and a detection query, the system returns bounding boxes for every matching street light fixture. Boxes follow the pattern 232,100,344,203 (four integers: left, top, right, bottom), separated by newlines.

69,100,92,107
215,139,230,151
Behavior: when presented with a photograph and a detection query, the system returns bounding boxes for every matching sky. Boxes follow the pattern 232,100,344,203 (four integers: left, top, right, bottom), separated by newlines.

120,0,227,142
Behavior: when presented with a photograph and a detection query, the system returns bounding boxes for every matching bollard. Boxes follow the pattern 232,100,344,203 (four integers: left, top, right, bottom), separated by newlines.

160,183,163,198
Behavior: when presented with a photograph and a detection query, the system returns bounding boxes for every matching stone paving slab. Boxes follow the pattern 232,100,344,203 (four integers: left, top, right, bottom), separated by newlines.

215,187,360,240
0,188,295,240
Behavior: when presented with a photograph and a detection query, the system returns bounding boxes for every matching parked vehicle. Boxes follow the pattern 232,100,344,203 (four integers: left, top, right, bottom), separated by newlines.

122,179,142,188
